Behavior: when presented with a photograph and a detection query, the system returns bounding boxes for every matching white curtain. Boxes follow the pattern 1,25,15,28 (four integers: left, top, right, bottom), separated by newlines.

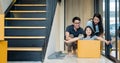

65,0,94,28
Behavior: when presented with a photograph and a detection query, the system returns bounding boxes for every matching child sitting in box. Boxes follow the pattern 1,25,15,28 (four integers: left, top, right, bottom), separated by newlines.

65,26,110,45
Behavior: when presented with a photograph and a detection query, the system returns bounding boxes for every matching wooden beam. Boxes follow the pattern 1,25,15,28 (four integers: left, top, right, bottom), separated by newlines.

0,14,4,40
0,41,7,63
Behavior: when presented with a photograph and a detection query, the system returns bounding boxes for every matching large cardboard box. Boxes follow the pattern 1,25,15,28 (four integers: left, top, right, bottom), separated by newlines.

77,40,101,58
0,41,7,63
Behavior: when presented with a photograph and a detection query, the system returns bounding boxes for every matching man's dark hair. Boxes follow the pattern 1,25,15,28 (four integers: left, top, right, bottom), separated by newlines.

72,17,81,23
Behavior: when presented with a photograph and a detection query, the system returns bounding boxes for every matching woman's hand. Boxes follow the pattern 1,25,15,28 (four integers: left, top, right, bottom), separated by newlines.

106,41,111,45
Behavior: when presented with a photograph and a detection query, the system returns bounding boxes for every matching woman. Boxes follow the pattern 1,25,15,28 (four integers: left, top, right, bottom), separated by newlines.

87,13,103,37
87,13,112,55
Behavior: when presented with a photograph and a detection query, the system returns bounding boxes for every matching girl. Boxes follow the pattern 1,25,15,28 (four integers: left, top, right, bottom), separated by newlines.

65,26,110,45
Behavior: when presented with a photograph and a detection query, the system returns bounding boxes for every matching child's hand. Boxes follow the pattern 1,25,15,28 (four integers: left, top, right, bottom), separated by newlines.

64,40,69,43
66,37,72,41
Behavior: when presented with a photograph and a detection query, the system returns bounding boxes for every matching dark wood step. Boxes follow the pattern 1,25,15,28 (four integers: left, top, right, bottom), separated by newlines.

16,0,46,4
5,28,47,36
8,51,42,61
13,6,46,10
7,39,45,47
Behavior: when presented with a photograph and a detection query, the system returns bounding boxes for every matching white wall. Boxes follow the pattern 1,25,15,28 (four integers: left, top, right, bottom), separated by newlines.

44,0,64,61
0,0,13,14
44,3,60,61
59,0,64,52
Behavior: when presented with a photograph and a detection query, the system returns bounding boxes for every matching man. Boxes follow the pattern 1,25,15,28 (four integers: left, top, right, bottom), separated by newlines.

65,17,84,56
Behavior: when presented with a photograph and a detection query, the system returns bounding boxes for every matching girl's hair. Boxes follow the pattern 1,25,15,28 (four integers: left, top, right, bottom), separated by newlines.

83,26,95,38
92,13,103,35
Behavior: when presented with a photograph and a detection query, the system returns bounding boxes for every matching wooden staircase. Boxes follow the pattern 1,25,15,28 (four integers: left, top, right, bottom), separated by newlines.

5,0,47,61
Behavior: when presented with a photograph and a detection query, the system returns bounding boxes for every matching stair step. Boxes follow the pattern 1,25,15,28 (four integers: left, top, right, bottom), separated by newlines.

5,36,46,39
5,26,46,29
14,4,46,6
8,47,42,51
5,18,46,20
10,10,47,13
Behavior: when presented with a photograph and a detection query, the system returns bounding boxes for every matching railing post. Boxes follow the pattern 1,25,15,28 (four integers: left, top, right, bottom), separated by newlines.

105,0,110,57
42,0,58,62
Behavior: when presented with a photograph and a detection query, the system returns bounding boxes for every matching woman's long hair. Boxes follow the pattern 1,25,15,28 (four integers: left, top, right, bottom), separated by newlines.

83,26,95,38
92,13,103,36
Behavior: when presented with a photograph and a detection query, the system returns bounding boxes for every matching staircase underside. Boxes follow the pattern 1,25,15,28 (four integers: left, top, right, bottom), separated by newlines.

5,0,47,61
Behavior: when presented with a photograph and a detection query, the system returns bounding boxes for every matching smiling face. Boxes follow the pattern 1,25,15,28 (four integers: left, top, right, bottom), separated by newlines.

73,20,80,29
86,27,92,36
93,16,100,25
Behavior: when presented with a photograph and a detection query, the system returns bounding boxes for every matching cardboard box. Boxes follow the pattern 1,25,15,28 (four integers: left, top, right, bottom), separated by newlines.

0,41,7,63
77,40,101,58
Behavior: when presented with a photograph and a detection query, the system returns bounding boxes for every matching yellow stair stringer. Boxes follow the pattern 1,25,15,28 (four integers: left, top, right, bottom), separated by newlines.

0,41,7,63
